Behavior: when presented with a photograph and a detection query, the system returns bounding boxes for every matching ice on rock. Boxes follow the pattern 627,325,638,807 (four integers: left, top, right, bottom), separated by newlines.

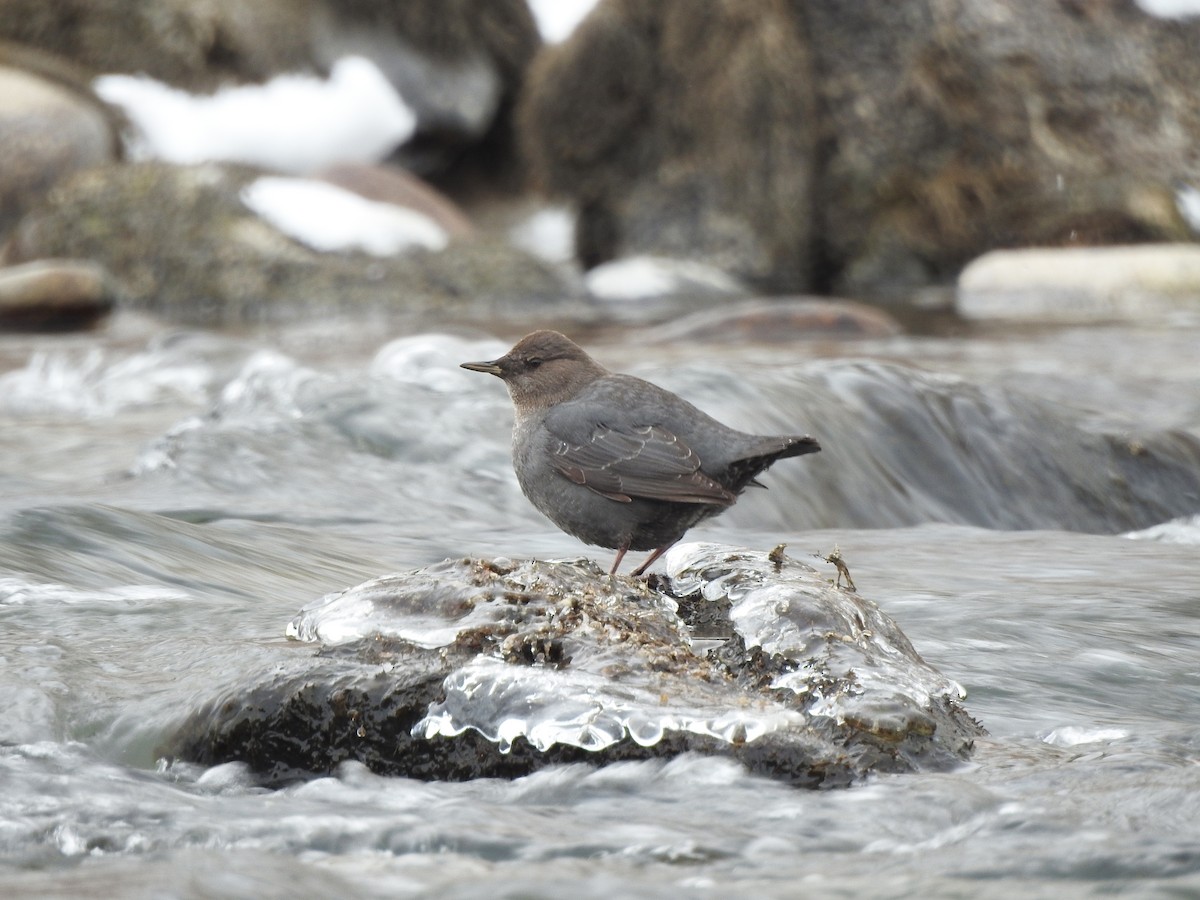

661,543,968,717
172,548,982,787
288,568,519,648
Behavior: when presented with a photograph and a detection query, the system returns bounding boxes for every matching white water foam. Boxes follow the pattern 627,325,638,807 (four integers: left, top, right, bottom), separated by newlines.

1123,514,1200,545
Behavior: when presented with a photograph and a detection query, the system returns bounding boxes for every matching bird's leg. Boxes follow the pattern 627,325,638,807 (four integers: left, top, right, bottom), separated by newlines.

609,543,629,575
631,541,677,577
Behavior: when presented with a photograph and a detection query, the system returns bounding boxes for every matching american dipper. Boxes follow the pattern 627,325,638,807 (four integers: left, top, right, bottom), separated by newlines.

461,331,821,576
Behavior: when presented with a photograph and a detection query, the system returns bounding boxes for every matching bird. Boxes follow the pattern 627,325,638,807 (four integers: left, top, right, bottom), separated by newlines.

461,330,821,576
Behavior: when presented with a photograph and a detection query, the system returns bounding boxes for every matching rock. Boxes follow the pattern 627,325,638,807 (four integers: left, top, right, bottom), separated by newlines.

6,161,579,326
0,0,539,186
957,244,1200,321
520,0,816,289
0,63,117,241
648,297,903,343
163,545,983,787
0,0,314,91
519,0,1200,298
0,259,116,330
804,1,1200,296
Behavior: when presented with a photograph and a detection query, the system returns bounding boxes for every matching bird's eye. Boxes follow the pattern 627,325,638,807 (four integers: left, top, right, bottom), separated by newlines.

526,357,544,369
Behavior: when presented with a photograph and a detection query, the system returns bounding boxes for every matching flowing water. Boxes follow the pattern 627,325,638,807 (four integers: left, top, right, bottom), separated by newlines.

1,308,1198,898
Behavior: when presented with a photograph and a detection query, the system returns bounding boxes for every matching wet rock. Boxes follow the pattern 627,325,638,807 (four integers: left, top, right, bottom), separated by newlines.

957,244,1200,321
648,297,903,343
519,0,1200,297
6,161,579,326
164,546,983,788
0,63,117,241
0,259,117,331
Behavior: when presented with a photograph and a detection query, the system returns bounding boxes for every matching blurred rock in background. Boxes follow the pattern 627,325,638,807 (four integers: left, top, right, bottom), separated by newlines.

0,0,1197,328
520,0,1200,302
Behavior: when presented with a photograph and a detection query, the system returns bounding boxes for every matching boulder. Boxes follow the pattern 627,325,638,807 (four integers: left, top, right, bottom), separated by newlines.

809,0,1199,298
0,0,313,91
164,545,984,787
0,61,117,240
520,0,816,286
519,0,1200,299
5,162,578,325
957,244,1200,321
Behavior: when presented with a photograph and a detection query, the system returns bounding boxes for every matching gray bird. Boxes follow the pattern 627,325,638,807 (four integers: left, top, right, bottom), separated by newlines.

461,330,820,576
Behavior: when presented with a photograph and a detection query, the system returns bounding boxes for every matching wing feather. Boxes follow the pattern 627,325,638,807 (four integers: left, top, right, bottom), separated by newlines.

548,423,735,505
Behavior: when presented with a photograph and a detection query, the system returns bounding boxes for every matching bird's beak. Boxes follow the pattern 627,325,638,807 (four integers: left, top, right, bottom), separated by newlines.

460,358,504,376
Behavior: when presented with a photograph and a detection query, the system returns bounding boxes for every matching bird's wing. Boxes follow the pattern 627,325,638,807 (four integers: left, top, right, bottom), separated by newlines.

545,422,736,505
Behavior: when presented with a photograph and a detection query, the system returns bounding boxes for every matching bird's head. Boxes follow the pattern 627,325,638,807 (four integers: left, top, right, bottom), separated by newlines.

461,330,608,411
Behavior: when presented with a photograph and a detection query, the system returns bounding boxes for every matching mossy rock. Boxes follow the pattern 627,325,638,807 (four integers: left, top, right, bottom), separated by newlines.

8,161,578,325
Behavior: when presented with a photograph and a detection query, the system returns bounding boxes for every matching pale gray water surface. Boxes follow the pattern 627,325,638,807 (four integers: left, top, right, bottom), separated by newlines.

1,310,1199,898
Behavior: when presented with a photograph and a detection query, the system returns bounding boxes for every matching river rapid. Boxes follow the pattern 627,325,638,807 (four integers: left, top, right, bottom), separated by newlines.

1,308,1198,898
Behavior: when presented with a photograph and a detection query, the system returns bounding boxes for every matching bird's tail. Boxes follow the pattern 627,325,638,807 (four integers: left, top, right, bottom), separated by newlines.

774,435,821,458
729,434,820,490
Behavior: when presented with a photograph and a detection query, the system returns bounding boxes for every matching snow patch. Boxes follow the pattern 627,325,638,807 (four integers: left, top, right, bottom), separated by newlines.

241,177,448,255
95,57,415,174
526,0,601,43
